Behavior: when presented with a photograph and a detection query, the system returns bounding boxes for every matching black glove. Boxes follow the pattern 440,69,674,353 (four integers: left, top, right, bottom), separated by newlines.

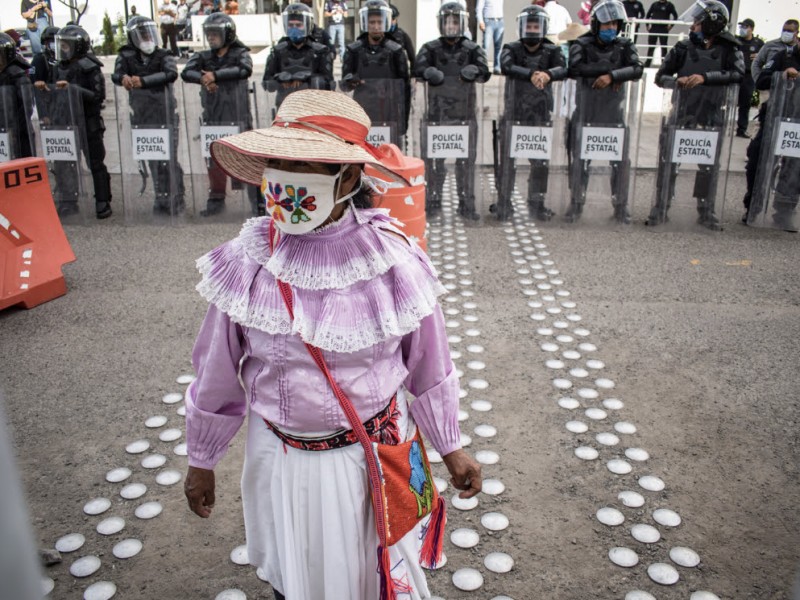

340,72,360,90
423,66,445,86
276,71,294,83
460,64,480,82
293,70,312,82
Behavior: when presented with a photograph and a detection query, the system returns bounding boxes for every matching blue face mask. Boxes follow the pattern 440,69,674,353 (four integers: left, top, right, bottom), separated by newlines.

598,29,617,43
689,30,705,46
287,27,306,43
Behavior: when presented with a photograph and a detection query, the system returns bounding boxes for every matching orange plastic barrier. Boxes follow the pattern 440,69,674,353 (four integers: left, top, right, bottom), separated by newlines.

365,144,427,252
0,158,76,311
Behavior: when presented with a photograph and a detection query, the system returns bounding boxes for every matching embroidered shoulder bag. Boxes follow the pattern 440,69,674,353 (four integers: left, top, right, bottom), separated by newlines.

269,221,446,600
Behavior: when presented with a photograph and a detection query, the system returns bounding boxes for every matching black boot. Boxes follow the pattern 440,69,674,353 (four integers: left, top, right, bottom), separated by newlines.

201,198,225,217
696,199,721,231
612,203,631,224
96,201,112,219
528,194,553,221
564,201,583,223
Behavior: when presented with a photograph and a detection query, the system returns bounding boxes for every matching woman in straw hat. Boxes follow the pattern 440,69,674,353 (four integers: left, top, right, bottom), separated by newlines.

183,88,482,600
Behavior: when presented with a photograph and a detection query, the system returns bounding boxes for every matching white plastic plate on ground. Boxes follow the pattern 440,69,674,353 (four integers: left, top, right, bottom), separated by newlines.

566,421,588,433
653,508,681,527
608,459,632,475
603,398,624,410
176,374,195,384
451,494,478,510
83,581,116,600
484,552,514,573
475,450,499,465
125,440,150,454
450,528,480,548
631,524,661,544
558,398,580,410
638,476,665,492
471,400,492,411
96,517,125,536
159,429,182,442
112,539,143,559
69,555,101,577
618,491,645,508
625,592,656,600
145,415,168,428
452,568,483,591
596,507,625,526
162,393,183,404
105,467,131,483
215,591,247,600
609,547,639,568
669,546,700,567
647,562,679,585
481,479,505,495
134,501,162,519
120,483,147,500
625,448,650,462
230,545,249,565
55,533,85,553
156,470,182,486
575,447,599,460
83,498,111,516
141,454,167,469
563,350,582,360
481,512,509,531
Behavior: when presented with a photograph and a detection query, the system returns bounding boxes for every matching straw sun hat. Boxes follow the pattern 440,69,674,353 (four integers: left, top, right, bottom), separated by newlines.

210,89,409,185
557,22,589,41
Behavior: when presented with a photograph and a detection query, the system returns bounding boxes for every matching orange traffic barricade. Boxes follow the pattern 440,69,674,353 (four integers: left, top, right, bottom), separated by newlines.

0,157,76,311
365,144,427,252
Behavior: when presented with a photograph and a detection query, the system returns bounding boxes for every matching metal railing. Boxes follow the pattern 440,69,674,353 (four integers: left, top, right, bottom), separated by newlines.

625,18,693,66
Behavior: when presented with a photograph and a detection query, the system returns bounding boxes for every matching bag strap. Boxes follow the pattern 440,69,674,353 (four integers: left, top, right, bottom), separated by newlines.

268,220,391,549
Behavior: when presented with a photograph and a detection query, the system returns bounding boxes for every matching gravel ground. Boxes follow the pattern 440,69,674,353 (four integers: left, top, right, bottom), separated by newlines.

1,171,799,600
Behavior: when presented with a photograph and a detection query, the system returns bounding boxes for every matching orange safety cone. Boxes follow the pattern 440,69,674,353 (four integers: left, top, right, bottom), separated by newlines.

0,157,76,311
365,144,428,252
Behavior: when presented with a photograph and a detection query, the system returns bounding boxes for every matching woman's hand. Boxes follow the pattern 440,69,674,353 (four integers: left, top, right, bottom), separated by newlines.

442,448,482,499
185,466,216,517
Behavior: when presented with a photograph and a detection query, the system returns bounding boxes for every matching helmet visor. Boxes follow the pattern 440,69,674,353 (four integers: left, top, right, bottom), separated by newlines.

359,5,392,34
591,0,628,24
517,11,549,41
55,34,77,61
204,24,228,49
283,10,313,35
128,22,159,50
678,0,728,24
439,10,468,38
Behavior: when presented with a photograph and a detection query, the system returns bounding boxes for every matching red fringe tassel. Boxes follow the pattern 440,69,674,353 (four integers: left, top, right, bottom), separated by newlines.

378,545,398,600
419,495,447,569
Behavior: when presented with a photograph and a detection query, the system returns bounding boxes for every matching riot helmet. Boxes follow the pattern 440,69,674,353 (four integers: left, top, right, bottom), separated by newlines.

41,26,60,62
359,0,392,35
438,1,468,40
203,12,237,50
55,25,91,62
282,3,314,43
517,6,549,45
679,0,729,37
126,16,159,55
0,32,15,72
590,0,627,34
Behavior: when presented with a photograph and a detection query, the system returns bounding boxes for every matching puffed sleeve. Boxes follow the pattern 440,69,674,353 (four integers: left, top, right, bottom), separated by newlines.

402,306,462,457
185,304,248,469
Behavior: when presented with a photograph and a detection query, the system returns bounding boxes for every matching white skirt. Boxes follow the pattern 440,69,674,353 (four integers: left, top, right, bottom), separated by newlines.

241,391,433,600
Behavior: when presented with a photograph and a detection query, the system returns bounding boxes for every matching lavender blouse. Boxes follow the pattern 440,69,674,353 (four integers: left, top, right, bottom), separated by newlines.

185,208,462,470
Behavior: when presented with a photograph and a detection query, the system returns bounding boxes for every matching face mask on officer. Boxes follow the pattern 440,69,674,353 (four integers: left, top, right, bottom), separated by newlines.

524,21,543,44
597,22,618,43
287,19,306,43
781,28,797,45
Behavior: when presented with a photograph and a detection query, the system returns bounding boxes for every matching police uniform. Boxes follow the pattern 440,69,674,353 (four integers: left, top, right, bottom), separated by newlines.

263,36,334,108
386,24,416,70
0,54,34,158
568,31,643,220
735,33,764,135
182,39,257,215
414,36,490,218
651,31,744,226
113,43,186,213
342,33,410,137
57,53,113,216
496,38,566,220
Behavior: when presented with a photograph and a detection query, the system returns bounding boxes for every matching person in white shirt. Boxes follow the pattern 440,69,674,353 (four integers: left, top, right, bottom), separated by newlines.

159,0,179,55
544,0,572,61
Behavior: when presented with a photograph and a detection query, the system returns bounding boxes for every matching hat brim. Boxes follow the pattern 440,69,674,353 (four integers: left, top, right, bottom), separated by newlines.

211,127,409,186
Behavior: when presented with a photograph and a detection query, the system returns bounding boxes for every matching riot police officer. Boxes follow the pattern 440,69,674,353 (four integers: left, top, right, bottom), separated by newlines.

53,25,113,219
414,1,491,219
747,42,800,231
113,16,186,215
567,0,642,223
31,25,59,84
299,0,334,56
181,13,260,217
263,3,334,108
494,6,566,221
0,32,34,159
341,0,410,143
648,0,743,230
386,4,416,70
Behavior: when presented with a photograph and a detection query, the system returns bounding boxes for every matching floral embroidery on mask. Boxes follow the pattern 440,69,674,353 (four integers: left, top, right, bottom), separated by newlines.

263,180,286,222
284,185,318,224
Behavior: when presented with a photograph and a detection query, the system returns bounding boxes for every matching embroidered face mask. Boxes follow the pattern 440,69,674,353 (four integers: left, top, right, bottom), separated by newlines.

261,165,359,235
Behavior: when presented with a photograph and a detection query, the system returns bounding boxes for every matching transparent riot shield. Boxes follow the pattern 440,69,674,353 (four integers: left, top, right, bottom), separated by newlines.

412,78,483,221
748,75,800,232
182,79,256,221
115,84,186,224
565,78,643,226
30,85,93,223
0,85,35,162
647,82,738,231
493,78,568,223
254,77,335,128
338,78,410,150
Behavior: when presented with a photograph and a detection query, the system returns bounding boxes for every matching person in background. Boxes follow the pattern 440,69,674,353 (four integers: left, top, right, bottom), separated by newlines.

299,0,334,58
543,0,572,61
752,19,798,84
20,0,52,55
31,25,58,84
735,18,764,138
52,25,113,218
224,0,239,14
622,0,644,36
386,3,415,70
159,0,180,55
577,0,598,26
476,0,504,74
0,32,34,158
644,0,678,68
324,0,348,61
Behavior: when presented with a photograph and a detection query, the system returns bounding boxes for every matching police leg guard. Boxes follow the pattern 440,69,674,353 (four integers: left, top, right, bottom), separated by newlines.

456,159,478,221
696,198,721,231
772,194,799,232
425,159,443,216
527,161,553,220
